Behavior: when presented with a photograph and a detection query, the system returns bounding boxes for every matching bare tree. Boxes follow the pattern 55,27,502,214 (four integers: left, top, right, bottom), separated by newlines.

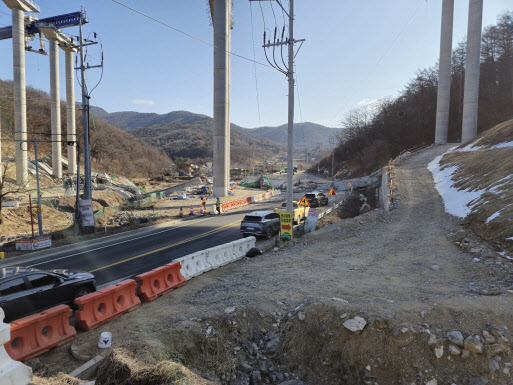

0,161,32,224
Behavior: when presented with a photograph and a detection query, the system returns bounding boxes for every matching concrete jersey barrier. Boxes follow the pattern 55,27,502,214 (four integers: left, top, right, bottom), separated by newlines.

0,308,32,385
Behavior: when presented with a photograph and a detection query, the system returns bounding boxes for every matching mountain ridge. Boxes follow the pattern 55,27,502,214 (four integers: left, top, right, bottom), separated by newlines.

91,107,338,148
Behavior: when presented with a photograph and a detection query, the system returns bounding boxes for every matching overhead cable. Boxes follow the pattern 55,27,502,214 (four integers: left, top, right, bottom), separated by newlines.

111,0,272,69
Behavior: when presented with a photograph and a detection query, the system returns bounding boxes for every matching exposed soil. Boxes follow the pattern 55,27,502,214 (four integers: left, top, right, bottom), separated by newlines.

28,145,513,385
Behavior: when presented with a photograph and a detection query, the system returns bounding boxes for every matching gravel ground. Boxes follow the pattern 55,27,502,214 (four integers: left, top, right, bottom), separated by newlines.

34,145,513,381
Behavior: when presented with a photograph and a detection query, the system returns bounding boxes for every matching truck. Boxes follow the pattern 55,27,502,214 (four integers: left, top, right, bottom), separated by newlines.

274,201,309,224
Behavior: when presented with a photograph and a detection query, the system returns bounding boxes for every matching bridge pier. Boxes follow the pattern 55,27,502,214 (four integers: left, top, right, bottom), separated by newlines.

49,38,62,179
434,0,454,144
11,7,28,185
64,49,76,175
461,0,484,143
2,0,39,186
213,0,231,197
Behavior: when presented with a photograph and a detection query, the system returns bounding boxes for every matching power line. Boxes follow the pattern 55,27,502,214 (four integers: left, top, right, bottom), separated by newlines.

249,2,262,128
327,0,427,127
111,0,272,69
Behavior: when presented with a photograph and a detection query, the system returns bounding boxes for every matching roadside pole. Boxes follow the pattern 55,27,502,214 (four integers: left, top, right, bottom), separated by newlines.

286,0,294,216
74,139,80,235
78,19,91,202
33,139,43,236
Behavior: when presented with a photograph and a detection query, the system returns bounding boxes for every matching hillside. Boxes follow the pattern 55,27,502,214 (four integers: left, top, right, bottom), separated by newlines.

428,118,513,250
317,12,513,178
91,107,210,129
0,80,172,178
92,108,337,163
244,122,339,148
92,108,287,163
129,120,285,164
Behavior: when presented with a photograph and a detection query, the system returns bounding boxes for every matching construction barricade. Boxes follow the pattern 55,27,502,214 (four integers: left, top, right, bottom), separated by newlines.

74,279,141,331
135,262,186,302
176,251,212,280
0,308,32,384
6,305,76,362
232,237,256,259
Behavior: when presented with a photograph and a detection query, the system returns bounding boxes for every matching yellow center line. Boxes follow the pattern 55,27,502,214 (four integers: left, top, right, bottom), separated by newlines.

89,219,242,273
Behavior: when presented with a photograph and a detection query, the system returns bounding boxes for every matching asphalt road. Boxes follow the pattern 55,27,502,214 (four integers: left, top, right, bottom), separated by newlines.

5,195,344,287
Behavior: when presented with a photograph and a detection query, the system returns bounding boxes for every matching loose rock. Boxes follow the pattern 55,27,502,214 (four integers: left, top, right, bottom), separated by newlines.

464,335,484,354
343,317,367,333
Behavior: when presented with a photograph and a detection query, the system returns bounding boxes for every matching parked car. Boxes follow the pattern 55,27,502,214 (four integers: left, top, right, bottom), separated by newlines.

274,201,309,224
240,211,281,239
0,267,96,322
305,192,329,207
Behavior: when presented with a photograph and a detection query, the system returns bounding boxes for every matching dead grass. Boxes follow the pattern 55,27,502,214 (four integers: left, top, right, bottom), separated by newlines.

95,349,215,385
439,119,513,247
31,373,85,385
457,118,513,148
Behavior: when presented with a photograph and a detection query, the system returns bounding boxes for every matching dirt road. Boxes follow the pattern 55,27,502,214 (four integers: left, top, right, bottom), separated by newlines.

35,145,513,385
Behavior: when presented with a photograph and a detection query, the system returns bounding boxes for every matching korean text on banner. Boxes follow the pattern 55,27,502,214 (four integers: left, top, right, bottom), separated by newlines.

79,200,95,227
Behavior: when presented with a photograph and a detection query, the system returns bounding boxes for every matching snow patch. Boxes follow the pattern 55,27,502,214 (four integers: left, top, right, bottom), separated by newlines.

486,210,502,223
492,140,513,149
428,155,485,218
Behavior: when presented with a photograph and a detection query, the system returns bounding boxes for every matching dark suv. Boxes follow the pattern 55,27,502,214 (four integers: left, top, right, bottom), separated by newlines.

0,267,96,322
305,192,329,207
240,211,281,239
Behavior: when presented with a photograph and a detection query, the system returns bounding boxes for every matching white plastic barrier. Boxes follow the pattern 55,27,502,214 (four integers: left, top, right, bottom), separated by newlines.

0,308,32,385
177,237,257,280
177,251,212,280
232,237,256,259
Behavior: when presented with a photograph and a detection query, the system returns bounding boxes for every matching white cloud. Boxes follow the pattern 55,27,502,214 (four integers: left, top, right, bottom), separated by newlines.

357,98,378,106
132,99,155,105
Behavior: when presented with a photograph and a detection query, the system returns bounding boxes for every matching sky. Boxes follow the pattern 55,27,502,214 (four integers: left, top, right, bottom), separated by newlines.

0,0,512,129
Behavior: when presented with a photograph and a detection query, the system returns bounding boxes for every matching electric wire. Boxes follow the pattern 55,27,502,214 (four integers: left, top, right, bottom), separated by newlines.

111,0,271,69
327,0,428,127
249,2,262,128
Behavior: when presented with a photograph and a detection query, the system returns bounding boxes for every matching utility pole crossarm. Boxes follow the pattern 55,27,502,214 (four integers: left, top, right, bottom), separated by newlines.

262,38,305,48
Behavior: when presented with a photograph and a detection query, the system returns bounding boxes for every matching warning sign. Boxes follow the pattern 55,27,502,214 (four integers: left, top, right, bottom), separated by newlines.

328,188,336,196
298,196,310,207
280,212,293,241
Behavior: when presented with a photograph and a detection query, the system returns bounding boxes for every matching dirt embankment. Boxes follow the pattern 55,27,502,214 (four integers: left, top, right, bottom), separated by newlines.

32,145,513,385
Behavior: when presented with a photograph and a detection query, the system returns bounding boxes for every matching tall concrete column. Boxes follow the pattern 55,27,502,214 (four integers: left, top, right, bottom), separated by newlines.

213,0,231,197
12,7,28,186
461,0,484,143
434,0,454,144
49,39,62,179
64,49,76,175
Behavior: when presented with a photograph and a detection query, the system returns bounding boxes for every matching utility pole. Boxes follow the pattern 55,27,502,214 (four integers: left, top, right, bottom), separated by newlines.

250,0,304,215
76,9,100,229
78,18,91,201
286,0,294,215
329,136,335,178
33,139,43,236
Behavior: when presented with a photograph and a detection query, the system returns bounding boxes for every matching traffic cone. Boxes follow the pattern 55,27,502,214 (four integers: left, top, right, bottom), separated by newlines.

189,205,194,216
179,207,183,217
200,205,204,215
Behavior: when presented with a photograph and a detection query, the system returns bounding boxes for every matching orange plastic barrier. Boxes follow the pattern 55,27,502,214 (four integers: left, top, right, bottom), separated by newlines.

135,261,186,302
74,279,141,331
6,305,76,361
